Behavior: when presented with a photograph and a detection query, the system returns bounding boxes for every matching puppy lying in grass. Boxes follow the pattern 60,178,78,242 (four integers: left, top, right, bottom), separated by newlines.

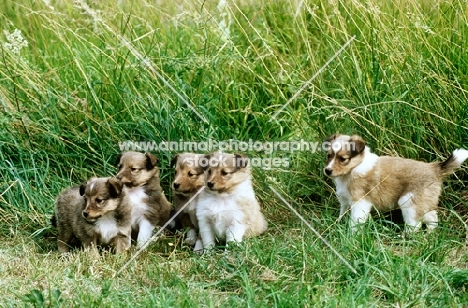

116,151,172,248
197,153,268,252
171,153,205,248
324,134,468,232
54,177,131,254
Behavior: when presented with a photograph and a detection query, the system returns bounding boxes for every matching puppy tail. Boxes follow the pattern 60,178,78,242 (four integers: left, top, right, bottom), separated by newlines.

438,149,468,176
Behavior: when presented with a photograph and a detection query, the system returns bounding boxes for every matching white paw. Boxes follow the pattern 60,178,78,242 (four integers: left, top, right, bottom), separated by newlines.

193,238,203,254
184,229,197,246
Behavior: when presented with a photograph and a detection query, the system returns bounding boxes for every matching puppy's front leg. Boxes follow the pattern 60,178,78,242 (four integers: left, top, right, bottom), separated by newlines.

136,219,155,248
338,196,350,219
114,231,131,253
198,218,215,250
193,235,203,254
350,200,373,232
82,237,100,256
226,222,246,244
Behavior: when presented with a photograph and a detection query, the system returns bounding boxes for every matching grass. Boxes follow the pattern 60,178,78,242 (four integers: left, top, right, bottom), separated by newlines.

0,0,467,306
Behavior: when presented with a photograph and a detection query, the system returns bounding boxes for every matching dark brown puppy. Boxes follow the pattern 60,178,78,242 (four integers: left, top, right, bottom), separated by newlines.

54,177,131,254
116,151,172,248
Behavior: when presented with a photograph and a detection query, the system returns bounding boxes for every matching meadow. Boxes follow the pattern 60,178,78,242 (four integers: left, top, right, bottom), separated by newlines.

0,0,467,306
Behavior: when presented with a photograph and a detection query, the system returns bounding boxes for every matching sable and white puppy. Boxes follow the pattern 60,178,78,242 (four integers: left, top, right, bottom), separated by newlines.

171,153,205,246
54,177,131,254
324,134,468,232
197,153,268,251
116,151,172,248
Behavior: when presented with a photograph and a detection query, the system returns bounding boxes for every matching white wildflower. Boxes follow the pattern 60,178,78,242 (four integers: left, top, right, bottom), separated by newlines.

41,0,54,10
414,17,435,34
306,4,319,17
74,0,103,34
3,29,28,56
216,0,232,42
366,3,380,15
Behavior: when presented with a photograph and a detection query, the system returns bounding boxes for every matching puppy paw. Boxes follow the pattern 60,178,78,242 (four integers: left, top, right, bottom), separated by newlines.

193,238,204,254
184,229,198,246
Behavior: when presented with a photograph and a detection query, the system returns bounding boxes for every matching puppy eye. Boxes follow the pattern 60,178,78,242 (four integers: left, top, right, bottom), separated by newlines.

174,170,178,175
131,168,139,172
207,169,212,175
339,157,348,163
96,198,103,204
188,171,195,177
221,170,228,176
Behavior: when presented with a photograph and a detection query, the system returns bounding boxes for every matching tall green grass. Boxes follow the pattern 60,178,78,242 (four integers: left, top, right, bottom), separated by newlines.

0,0,467,306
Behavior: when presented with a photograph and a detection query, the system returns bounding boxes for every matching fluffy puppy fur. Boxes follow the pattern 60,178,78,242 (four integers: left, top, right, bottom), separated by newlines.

54,177,131,254
197,153,268,251
171,153,205,246
324,134,468,232
116,151,172,248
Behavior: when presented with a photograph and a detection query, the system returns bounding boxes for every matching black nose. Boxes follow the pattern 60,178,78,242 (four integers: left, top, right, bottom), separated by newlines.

173,182,180,189
82,211,89,218
207,181,214,188
324,168,332,176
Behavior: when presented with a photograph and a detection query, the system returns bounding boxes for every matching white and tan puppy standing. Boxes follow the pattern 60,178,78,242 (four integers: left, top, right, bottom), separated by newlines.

324,134,468,232
197,153,268,251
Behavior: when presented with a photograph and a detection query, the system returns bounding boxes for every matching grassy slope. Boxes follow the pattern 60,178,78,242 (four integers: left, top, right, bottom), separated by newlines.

0,0,467,306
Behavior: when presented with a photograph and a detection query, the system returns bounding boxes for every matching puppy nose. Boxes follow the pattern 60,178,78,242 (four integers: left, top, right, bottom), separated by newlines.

207,181,214,188
82,211,89,218
324,168,332,176
173,182,180,189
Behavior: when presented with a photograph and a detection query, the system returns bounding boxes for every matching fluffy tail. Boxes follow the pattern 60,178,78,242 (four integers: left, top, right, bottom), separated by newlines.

439,149,468,176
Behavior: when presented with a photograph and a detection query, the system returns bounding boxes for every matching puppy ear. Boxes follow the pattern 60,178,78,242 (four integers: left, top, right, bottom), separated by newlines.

79,182,87,196
325,134,338,142
350,135,366,155
107,177,123,198
115,153,123,166
170,154,179,168
234,153,249,168
145,152,159,170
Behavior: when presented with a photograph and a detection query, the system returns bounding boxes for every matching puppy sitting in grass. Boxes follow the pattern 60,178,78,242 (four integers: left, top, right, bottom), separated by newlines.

54,177,131,254
116,151,172,248
324,134,468,232
197,152,268,252
171,153,205,247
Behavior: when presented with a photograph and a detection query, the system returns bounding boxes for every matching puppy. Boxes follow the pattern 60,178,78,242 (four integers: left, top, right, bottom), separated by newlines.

54,177,131,253
116,151,172,248
324,134,468,232
171,153,205,246
197,153,268,251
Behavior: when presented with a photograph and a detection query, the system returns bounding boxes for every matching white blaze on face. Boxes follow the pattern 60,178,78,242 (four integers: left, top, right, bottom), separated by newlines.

325,155,336,170
326,140,344,170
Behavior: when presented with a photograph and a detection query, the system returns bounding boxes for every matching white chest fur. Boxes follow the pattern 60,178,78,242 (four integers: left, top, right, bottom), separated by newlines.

334,177,351,205
124,186,149,227
95,214,119,244
352,148,378,176
197,180,253,238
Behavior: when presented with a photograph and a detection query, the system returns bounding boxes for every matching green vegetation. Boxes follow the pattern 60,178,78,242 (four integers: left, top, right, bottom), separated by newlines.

0,0,467,306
